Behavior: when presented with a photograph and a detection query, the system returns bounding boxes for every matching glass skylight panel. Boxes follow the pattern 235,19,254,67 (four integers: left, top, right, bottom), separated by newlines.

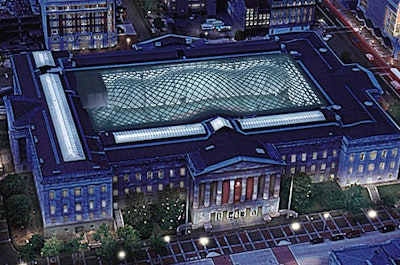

113,123,206,143
32,51,56,68
210,117,233,131
39,73,86,162
77,54,326,131
238,110,326,130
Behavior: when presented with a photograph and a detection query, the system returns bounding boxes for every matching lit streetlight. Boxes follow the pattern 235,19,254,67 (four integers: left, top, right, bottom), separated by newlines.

126,37,131,50
118,250,126,260
291,222,301,231
164,235,171,243
323,212,330,232
199,237,209,255
368,209,377,219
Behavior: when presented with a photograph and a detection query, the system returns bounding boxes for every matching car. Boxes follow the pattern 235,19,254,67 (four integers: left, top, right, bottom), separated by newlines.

310,237,324,244
330,234,345,241
378,224,395,233
346,229,361,238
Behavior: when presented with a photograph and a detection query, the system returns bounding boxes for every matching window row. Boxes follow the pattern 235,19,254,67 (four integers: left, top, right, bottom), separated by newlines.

49,185,107,200
288,162,336,174
112,181,187,197
50,210,107,224
349,149,397,162
347,161,396,174
113,167,187,183
50,200,107,215
283,149,337,163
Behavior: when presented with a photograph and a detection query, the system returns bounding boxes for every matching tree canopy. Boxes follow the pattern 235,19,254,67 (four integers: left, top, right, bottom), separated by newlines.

0,173,26,198
5,194,31,225
41,236,64,258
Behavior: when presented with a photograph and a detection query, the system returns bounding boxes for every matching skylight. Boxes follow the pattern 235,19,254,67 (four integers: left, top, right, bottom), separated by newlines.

39,73,86,162
113,123,206,143
32,51,56,68
210,117,232,131
238,110,326,130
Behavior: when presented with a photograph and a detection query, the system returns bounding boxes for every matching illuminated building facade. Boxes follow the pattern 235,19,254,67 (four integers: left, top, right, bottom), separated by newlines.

5,32,400,234
40,0,118,51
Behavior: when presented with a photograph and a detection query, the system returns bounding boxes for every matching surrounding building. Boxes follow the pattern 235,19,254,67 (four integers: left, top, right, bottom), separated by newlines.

329,238,400,264
164,0,216,17
39,0,118,51
5,32,400,235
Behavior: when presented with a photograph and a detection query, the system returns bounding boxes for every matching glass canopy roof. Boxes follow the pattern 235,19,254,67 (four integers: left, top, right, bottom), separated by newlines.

76,53,326,131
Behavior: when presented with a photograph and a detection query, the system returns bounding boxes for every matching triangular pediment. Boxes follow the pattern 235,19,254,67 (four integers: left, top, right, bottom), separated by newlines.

190,156,284,176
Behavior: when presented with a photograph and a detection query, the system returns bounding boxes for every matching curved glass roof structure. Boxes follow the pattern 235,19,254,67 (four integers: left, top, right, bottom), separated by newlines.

76,53,326,131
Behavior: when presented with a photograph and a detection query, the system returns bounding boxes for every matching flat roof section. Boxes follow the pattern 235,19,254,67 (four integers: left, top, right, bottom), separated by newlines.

73,53,327,132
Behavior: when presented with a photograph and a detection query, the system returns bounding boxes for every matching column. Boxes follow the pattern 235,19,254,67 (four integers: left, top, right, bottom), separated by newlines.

273,174,281,198
252,176,259,200
216,181,222,206
228,179,235,204
193,184,199,209
204,182,211,208
263,175,270,200
240,178,247,203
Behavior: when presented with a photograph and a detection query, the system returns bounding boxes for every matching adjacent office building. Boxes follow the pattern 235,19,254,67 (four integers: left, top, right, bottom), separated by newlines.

5,32,400,235
40,0,118,51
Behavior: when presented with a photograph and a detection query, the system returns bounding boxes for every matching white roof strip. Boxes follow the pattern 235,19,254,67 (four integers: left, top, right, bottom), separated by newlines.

113,123,206,144
238,110,326,130
32,51,56,68
210,117,233,131
39,73,86,162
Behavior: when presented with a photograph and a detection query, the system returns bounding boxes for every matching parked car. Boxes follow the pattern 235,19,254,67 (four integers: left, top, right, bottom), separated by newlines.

346,229,361,238
378,224,395,233
330,234,345,241
310,237,324,244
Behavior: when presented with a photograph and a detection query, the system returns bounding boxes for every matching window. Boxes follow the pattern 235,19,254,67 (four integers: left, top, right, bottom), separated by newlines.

322,150,327,159
360,153,365,161
282,155,286,161
113,189,118,196
390,161,395,169
370,151,377,160
75,202,82,211
62,189,68,198
319,175,324,182
89,212,94,219
63,204,68,213
64,216,68,223
180,167,186,177
147,185,152,192
311,164,316,172
74,188,81,196
300,166,305,172
301,153,307,161
331,162,336,169
125,188,129,194
291,154,296,163
392,148,398,157
101,185,106,193
170,169,175,178
89,200,94,210
180,181,185,188
348,167,353,174
368,164,374,172
312,152,317,160
102,211,106,217
389,173,393,179
349,154,355,162
89,186,94,195
124,174,129,182
102,200,106,208
147,171,153,179
136,172,141,181
321,163,326,171
158,170,164,179
50,205,55,215
76,214,82,221
49,191,55,200
51,218,56,224
290,167,295,174
358,165,363,173
382,150,387,158
158,183,163,191
112,175,118,182
379,162,385,170
332,149,337,157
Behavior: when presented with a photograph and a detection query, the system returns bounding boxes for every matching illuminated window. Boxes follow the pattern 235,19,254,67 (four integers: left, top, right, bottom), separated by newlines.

331,162,335,169
368,164,374,172
158,170,164,179
358,165,363,173
290,167,295,174
76,214,82,221
136,187,141,193
321,163,326,171
379,162,385,170
147,171,153,179
390,161,395,169
312,152,317,160
170,182,174,189
291,154,296,163
62,189,68,198
180,167,186,177
75,202,82,211
311,164,316,172
282,155,286,161
392,148,398,157
158,183,163,191
102,211,106,217
382,150,387,158
89,200,94,210
113,175,118,182
300,166,305,172
136,172,141,181
49,191,55,200
348,167,353,174
50,205,55,214
322,150,327,159
332,150,337,157
170,169,175,178
74,188,81,196
63,204,68,213
102,200,106,208
370,151,377,160
301,153,307,161
147,185,152,192
124,174,130,182
349,154,355,162
180,181,185,188
89,186,94,195
89,213,94,219
101,185,106,193
389,173,393,178
113,189,118,196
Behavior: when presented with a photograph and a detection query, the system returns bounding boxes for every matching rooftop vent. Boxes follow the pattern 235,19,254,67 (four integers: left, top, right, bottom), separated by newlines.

364,101,373,107
93,165,101,170
52,170,61,174
255,148,265,154
205,145,215,151
39,158,44,164
155,42,162,47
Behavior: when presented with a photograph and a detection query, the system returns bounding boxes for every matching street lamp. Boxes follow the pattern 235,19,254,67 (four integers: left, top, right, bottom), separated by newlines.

164,235,170,243
118,250,126,261
368,209,377,219
291,222,300,231
323,212,330,232
126,37,131,50
199,237,209,255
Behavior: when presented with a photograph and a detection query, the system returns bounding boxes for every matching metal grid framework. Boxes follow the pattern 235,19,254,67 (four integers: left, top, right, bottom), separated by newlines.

238,110,326,130
32,51,56,68
39,73,86,162
113,123,206,143
84,54,325,131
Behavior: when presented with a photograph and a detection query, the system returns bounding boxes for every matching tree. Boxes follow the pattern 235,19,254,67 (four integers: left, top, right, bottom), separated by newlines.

340,50,352,64
234,30,246,41
5,194,31,225
19,244,35,262
0,173,26,198
148,234,167,256
30,234,45,254
42,236,64,258
154,189,185,231
19,234,45,262
311,180,344,211
281,173,313,214
343,184,365,213
93,224,117,263
64,238,81,254
153,17,164,30
125,193,154,239
116,225,141,250
388,102,400,125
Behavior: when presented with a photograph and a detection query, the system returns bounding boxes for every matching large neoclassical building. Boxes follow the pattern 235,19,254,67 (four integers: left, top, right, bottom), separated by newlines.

5,32,400,235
